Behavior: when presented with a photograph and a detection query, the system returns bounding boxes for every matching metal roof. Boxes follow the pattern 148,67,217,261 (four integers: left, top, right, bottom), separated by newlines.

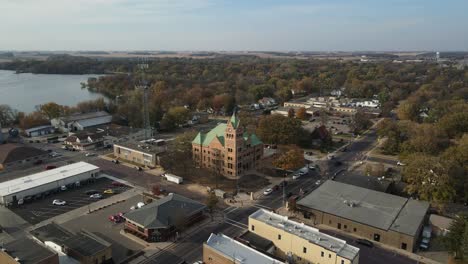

0,162,99,197
206,233,285,264
192,123,262,147
24,125,54,133
297,181,429,236
250,209,360,261
74,115,112,128
60,111,111,123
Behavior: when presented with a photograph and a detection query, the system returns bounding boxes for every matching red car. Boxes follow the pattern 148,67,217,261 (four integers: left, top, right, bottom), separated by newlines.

44,165,57,170
108,213,124,223
111,181,125,187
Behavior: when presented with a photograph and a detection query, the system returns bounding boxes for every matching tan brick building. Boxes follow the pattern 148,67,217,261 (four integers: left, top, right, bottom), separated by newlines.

297,181,430,252
249,209,360,264
192,113,263,178
113,141,164,168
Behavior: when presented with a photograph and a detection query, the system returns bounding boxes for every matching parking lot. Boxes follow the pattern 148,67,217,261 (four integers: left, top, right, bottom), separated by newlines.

303,115,352,135
62,194,145,263
10,177,132,225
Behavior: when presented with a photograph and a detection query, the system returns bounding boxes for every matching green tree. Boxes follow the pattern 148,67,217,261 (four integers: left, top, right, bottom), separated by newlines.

166,106,190,127
396,99,420,121
205,192,219,214
256,114,308,146
0,104,16,126
444,214,468,259
350,109,372,134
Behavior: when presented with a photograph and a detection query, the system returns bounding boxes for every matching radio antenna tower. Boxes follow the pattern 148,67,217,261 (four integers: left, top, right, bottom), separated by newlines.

135,58,151,140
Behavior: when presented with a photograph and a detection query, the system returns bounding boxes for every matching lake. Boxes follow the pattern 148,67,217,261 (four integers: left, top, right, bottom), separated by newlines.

0,70,105,113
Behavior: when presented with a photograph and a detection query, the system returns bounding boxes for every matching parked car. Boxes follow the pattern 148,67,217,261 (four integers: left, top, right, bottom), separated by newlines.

103,189,114,194
263,188,273,196
315,180,321,186
60,185,67,191
111,181,125,187
292,173,302,180
44,165,57,170
108,212,124,223
90,193,103,199
397,161,406,166
356,239,373,248
52,199,67,206
85,153,96,157
85,190,100,195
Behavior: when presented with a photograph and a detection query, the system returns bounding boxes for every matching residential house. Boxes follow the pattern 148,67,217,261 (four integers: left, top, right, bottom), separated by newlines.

65,132,105,151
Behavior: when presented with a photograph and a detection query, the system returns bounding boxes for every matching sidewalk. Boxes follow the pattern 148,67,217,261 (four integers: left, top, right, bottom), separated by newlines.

275,207,443,264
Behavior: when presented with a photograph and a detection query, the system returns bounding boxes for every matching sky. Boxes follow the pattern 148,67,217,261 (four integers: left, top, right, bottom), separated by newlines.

1,0,467,51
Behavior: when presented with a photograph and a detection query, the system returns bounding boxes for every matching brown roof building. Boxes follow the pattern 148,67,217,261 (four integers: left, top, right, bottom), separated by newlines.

0,144,49,170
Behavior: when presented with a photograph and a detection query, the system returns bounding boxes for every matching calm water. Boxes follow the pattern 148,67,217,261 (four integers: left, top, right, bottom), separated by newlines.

0,70,105,112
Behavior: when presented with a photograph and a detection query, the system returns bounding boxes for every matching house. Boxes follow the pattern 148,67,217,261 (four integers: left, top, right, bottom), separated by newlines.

113,140,165,167
296,181,430,252
0,237,59,264
51,111,112,132
123,193,206,242
429,214,453,236
24,125,55,137
258,97,277,107
248,209,360,264
65,132,105,151
203,233,285,264
31,223,112,264
192,112,263,178
0,144,49,171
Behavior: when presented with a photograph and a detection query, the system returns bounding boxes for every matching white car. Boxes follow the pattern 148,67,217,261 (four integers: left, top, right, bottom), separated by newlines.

60,185,67,191
397,161,406,166
292,174,302,180
263,188,273,196
85,153,96,157
52,199,66,206
315,180,321,186
90,193,103,199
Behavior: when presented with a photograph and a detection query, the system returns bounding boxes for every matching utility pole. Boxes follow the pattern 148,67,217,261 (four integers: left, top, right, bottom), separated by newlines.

283,173,286,206
135,59,151,140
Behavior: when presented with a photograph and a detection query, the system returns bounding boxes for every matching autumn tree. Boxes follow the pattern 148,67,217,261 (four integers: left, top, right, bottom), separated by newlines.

256,114,308,146
273,148,304,171
39,102,63,119
350,109,372,134
396,99,420,121
444,214,468,260
402,154,455,202
19,111,49,129
296,107,307,120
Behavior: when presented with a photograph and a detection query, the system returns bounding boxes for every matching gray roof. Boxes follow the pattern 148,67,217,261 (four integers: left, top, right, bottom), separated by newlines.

238,231,275,252
3,237,57,264
206,233,285,264
250,209,359,261
114,140,165,155
24,125,53,133
61,111,111,123
74,115,112,128
124,193,206,229
297,181,429,236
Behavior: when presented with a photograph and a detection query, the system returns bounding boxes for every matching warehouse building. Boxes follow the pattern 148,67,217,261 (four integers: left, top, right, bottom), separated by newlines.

0,162,100,206
51,111,112,133
296,181,430,252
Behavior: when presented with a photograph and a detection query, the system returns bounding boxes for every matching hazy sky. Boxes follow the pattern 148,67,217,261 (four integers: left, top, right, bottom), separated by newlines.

1,0,467,51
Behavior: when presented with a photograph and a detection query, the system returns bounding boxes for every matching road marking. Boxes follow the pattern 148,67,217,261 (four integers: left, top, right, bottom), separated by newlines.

223,207,239,214
253,204,273,210
225,218,247,229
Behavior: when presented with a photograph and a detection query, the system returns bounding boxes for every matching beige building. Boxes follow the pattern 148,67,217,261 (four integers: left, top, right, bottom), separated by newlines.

203,233,285,264
113,141,164,167
297,181,430,252
192,113,263,178
249,209,360,264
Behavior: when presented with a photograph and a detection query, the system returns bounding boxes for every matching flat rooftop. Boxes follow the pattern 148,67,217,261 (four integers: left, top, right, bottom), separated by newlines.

114,140,165,154
0,162,99,197
206,233,285,264
297,180,429,236
250,209,359,261
3,237,57,264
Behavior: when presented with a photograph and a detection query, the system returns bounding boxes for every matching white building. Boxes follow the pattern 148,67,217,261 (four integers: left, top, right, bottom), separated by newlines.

51,111,112,133
0,162,99,205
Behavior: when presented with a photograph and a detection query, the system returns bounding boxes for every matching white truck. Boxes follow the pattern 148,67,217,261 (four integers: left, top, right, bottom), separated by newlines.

163,173,183,184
